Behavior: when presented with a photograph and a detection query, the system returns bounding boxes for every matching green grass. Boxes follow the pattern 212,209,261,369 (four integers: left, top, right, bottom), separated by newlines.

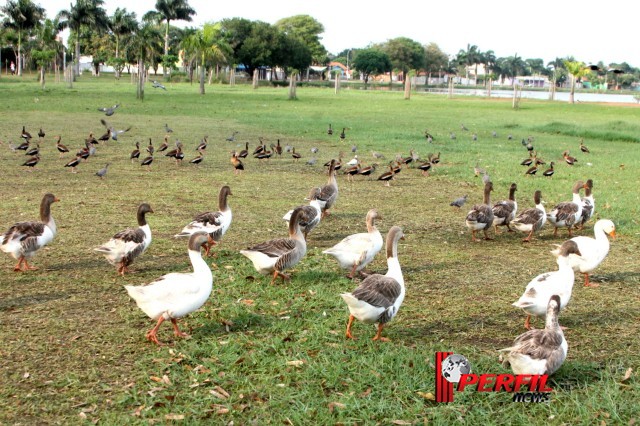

0,74,639,424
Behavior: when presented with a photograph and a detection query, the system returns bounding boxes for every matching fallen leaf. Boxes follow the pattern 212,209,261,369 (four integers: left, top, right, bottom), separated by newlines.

214,386,230,398
359,388,372,398
392,421,412,425
622,367,633,382
286,360,304,367
328,402,346,413
165,414,185,420
23,372,30,379
162,374,171,385
149,376,162,383
133,405,145,417
628,418,636,426
417,391,435,401
240,299,254,306
79,412,87,420
210,389,228,400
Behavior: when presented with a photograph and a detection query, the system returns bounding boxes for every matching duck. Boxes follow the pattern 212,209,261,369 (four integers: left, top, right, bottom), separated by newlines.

189,154,204,166
175,186,232,256
577,179,594,230
343,162,360,182
465,181,494,242
140,155,153,171
94,203,153,276
499,295,567,375
237,142,249,158
146,139,154,155
86,132,98,145
275,139,283,156
157,136,169,152
282,188,322,241
564,219,615,287
55,136,69,158
430,152,441,165
64,155,82,173
563,150,577,165
377,164,395,187
417,160,432,176
240,207,307,285
543,161,555,177
323,209,383,279
252,138,266,156
21,155,40,171
579,139,590,153
492,183,518,233
327,124,333,136
130,141,140,162
1,193,59,271
511,190,546,242
25,143,39,157
512,240,582,329
316,159,338,217
339,128,346,140
21,125,32,142
524,164,538,176
340,226,405,341
548,180,586,237
230,151,244,175
124,231,214,345
196,136,207,153
357,163,377,179
38,128,45,139
291,147,302,161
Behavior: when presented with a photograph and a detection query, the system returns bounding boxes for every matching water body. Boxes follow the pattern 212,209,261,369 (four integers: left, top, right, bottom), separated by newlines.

424,88,638,104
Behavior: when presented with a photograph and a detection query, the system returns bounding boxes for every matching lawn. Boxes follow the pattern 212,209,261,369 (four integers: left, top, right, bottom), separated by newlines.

0,74,638,425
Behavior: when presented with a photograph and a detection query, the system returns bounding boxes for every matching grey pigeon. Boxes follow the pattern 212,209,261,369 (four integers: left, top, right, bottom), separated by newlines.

372,151,385,159
461,123,468,131
450,132,456,140
164,123,173,133
351,144,357,153
152,80,166,90
472,133,478,141
95,163,109,179
508,134,513,140
226,131,238,142
306,157,317,166
310,147,319,154
450,195,468,208
100,119,131,141
98,104,119,116
492,131,498,138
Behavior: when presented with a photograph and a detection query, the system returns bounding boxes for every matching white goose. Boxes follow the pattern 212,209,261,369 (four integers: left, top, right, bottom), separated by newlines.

94,203,153,276
512,240,582,329
500,295,567,375
564,219,616,287
125,232,214,345
323,209,383,279
548,180,586,237
240,207,307,285
283,188,322,241
175,186,232,256
340,226,405,341
1,193,59,271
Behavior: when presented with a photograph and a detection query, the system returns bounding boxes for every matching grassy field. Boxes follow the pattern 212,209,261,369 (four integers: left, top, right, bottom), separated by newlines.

0,74,639,425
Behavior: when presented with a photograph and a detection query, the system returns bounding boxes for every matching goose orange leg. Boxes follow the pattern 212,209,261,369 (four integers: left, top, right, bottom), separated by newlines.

524,315,533,330
372,323,390,342
146,316,166,345
171,318,189,338
13,257,25,272
345,315,356,339
583,273,599,287
22,259,38,270
522,231,534,243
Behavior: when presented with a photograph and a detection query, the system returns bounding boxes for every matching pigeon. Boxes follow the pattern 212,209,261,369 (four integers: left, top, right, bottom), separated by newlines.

351,144,357,153
38,128,45,139
450,195,468,208
472,133,478,141
450,132,456,140
96,163,109,179
164,123,173,134
152,80,166,90
492,131,498,138
372,151,385,160
100,119,131,141
98,104,120,116
508,134,513,140
306,157,317,166
226,131,238,142
310,147,319,154
461,123,469,131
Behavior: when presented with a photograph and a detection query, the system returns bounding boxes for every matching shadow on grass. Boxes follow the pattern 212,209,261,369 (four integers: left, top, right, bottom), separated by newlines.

0,291,69,311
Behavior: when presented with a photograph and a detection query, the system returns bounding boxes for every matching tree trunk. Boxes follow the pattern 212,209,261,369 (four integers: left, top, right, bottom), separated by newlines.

487,79,492,97
115,36,120,79
334,72,339,94
288,72,297,100
404,75,411,100
199,63,205,95
75,39,81,76
569,76,575,104
137,60,145,100
163,20,170,78
252,69,259,89
40,66,45,89
229,68,235,86
448,77,454,98
17,32,22,76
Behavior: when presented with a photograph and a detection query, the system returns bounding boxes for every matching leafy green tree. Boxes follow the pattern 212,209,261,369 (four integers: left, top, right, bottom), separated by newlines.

456,44,480,84
564,60,590,103
482,50,496,85
423,42,448,81
383,37,425,82
57,0,109,75
180,22,230,94
275,15,326,66
129,22,163,99
32,17,62,88
273,31,312,77
353,48,391,85
108,8,137,78
1,0,45,76
499,54,526,86
143,0,195,78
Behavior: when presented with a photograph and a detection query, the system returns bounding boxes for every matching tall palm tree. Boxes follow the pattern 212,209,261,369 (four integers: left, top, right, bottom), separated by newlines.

109,8,137,78
456,44,480,85
0,0,45,76
143,0,195,78
57,0,109,75
129,22,162,100
180,22,230,95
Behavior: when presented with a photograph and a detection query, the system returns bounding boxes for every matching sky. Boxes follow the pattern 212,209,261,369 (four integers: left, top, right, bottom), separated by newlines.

28,0,640,67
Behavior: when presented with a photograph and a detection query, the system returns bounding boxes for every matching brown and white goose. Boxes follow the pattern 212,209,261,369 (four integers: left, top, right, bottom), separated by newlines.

125,231,214,345
323,209,384,279
465,181,494,242
578,179,594,229
1,193,59,271
282,187,322,241
340,226,405,341
500,295,567,375
316,159,338,217
175,186,232,256
548,180,585,237
492,183,517,233
240,207,307,285
511,190,546,242
94,203,153,276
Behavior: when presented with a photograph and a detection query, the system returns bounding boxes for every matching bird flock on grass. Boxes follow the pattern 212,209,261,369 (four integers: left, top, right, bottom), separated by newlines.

0,115,617,377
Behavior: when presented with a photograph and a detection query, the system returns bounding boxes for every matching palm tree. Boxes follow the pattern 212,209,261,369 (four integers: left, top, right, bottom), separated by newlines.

180,22,230,95
109,8,137,78
564,60,590,104
143,0,195,78
0,0,45,76
482,50,496,86
32,17,63,88
57,0,109,75
456,44,480,85
129,22,163,100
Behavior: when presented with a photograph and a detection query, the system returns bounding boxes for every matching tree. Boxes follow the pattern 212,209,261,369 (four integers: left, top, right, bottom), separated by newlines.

482,50,496,86
423,42,448,82
500,54,526,86
57,0,109,75
1,0,45,76
456,44,480,84
143,0,195,78
383,37,425,82
180,22,230,94
352,48,391,85
32,17,62,88
564,60,589,104
129,22,163,100
275,14,327,76
108,8,137,78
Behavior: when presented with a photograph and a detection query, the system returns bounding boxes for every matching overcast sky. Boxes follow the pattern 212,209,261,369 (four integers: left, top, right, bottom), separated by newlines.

32,0,639,67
